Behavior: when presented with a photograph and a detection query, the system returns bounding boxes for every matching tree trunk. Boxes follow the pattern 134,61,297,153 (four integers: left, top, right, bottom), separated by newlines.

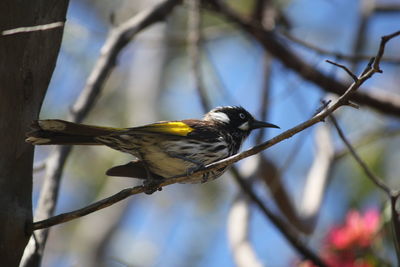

0,1,69,265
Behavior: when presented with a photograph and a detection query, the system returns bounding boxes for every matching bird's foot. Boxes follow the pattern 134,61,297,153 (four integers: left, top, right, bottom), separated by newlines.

201,172,210,183
186,162,205,177
142,179,164,195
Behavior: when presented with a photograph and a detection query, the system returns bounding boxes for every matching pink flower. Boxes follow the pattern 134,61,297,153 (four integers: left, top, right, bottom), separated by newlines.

296,209,381,267
327,209,380,250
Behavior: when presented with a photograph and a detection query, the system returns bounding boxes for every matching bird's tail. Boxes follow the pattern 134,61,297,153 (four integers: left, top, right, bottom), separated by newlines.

25,119,124,145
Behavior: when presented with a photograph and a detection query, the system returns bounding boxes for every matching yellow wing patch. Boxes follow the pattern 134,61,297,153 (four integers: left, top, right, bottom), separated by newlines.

137,122,194,136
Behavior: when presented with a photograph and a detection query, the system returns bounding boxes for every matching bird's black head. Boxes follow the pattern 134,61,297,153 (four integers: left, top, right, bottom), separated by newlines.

204,106,279,135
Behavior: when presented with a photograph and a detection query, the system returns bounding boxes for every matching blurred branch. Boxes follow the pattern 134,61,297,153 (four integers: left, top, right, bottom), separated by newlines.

21,146,72,267
73,180,132,267
251,53,306,232
374,3,400,13
281,31,400,64
70,0,182,119
189,4,273,265
330,115,400,264
260,117,333,235
267,100,333,234
1,21,64,36
229,168,328,266
192,4,322,262
255,54,272,143
227,194,263,267
349,0,374,70
252,0,285,31
298,124,334,233
187,0,209,110
22,1,182,266
334,127,400,160
205,0,400,117
252,0,267,22
32,161,46,173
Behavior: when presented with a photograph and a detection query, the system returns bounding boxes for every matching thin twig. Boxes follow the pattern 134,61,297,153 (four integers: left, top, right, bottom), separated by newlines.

325,60,358,82
373,30,400,71
334,127,400,160
329,116,391,194
330,115,400,262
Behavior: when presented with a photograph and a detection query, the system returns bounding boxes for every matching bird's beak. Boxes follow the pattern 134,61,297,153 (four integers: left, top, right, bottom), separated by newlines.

251,120,280,130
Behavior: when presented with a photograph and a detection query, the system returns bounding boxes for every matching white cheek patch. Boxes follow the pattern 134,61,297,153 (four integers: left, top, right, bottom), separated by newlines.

238,121,249,130
210,112,230,123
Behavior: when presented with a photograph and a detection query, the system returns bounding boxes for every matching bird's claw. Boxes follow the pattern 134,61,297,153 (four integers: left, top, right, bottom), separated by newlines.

186,163,205,177
201,172,210,183
143,179,163,195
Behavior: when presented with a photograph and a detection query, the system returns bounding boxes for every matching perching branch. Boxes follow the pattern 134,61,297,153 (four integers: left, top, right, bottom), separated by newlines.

32,175,195,230
32,31,400,232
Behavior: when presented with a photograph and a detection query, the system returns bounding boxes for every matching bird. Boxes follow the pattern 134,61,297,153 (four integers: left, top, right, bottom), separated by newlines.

26,106,279,192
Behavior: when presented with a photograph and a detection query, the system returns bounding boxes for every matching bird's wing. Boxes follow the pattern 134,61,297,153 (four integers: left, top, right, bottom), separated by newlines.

121,120,222,140
106,159,164,179
123,121,195,137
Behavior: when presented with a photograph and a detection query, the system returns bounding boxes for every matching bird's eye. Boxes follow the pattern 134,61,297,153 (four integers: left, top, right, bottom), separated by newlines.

239,113,246,119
